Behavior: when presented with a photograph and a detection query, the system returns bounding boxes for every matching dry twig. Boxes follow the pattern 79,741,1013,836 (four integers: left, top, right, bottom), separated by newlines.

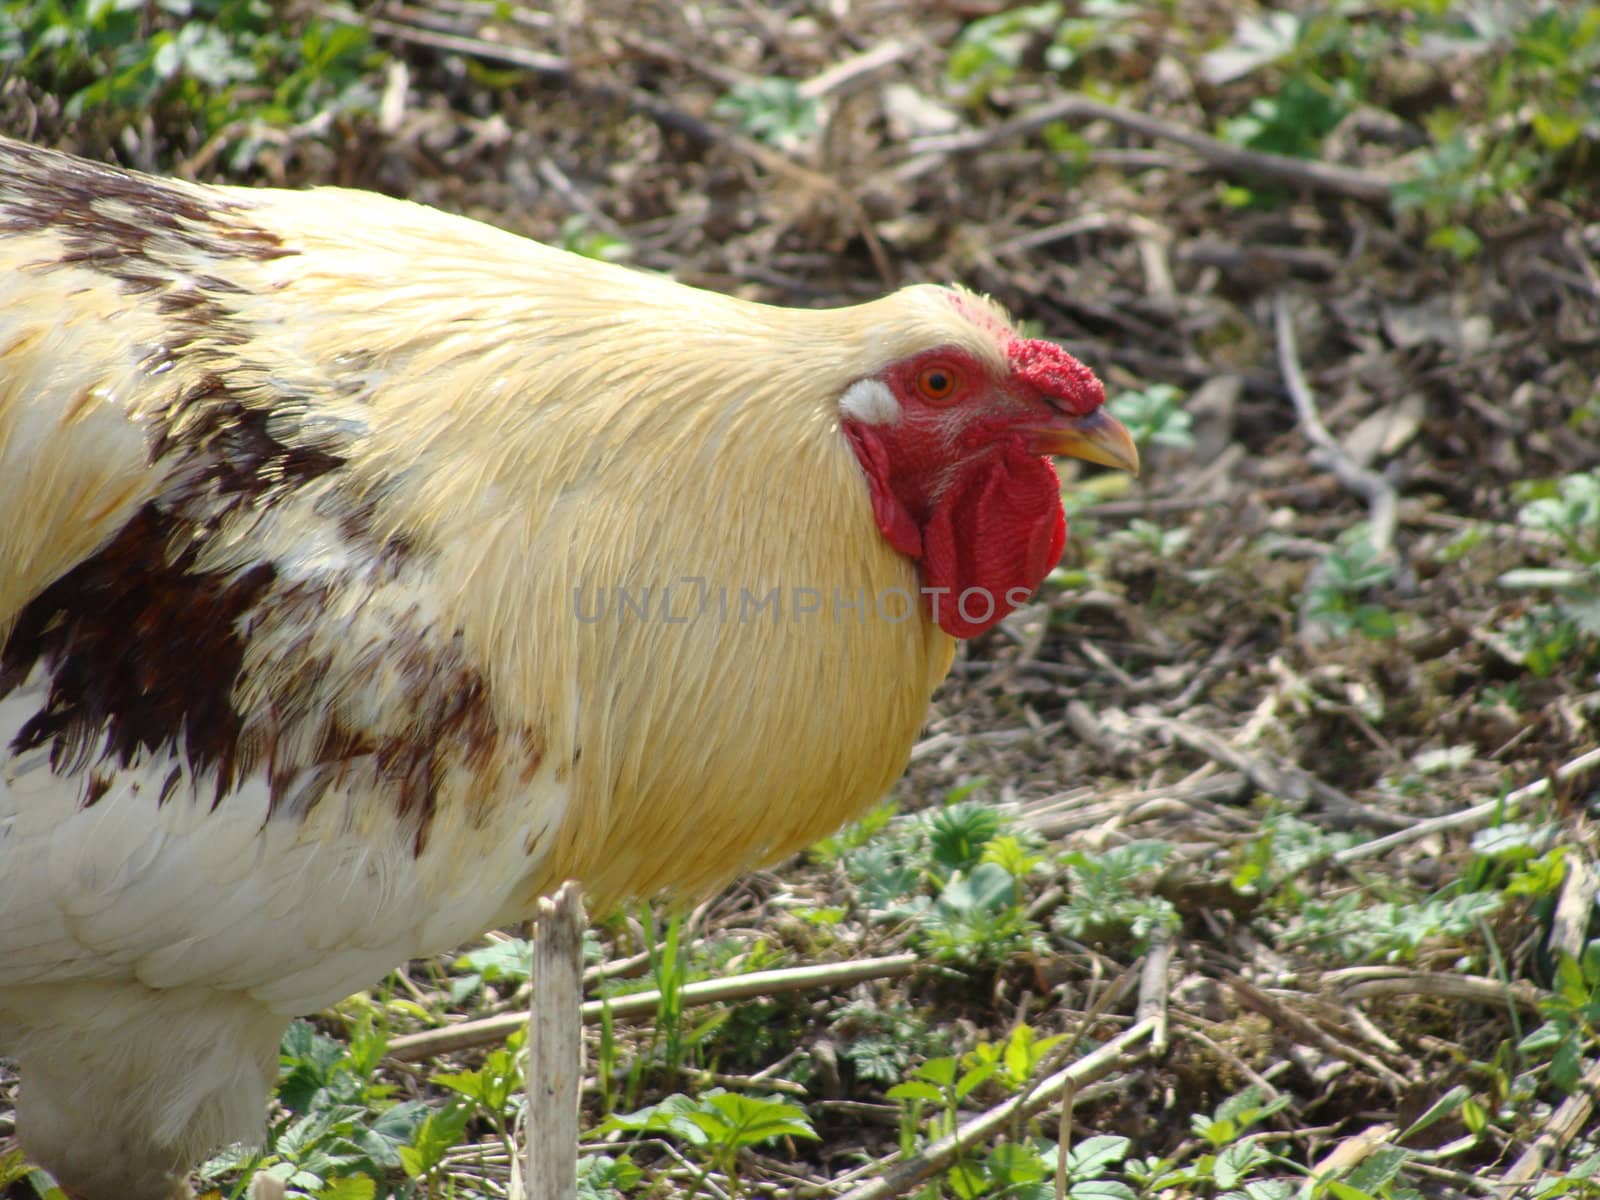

389,953,919,1061
1273,293,1401,560
1548,856,1599,964
834,1018,1161,1200
1227,977,1411,1093
1131,714,1409,830
1136,929,1173,1054
1333,747,1600,866
1325,967,1544,1015
525,881,585,1200
898,94,1398,203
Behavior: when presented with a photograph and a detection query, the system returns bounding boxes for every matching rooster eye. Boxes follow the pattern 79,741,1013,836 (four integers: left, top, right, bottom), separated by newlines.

917,366,959,402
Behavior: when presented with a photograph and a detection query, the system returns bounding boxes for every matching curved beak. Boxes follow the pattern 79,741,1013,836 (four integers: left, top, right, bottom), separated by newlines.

1030,407,1140,476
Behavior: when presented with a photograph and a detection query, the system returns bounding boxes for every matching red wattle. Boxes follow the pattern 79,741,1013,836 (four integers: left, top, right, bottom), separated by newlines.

920,447,1066,638
844,423,922,558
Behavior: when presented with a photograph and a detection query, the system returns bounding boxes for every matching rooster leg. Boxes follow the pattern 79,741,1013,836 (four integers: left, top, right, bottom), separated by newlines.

4,985,284,1200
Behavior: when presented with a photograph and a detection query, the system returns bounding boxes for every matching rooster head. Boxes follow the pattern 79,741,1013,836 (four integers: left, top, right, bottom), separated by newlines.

840,287,1138,639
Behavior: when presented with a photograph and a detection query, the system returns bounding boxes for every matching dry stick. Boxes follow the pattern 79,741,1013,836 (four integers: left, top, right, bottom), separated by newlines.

1548,856,1599,964
1500,1055,1600,1190
389,953,919,1061
1308,1124,1397,1189
1226,976,1412,1093
1006,964,1140,1136
1332,971,1544,1014
1333,746,1600,866
1273,293,1400,559
835,1018,1161,1200
1136,930,1173,1055
1054,1078,1074,1200
526,881,585,1200
897,94,1397,203
797,38,915,101
1132,714,1408,831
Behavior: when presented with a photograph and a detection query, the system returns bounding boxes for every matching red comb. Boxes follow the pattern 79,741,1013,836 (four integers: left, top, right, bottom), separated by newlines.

1007,339,1104,416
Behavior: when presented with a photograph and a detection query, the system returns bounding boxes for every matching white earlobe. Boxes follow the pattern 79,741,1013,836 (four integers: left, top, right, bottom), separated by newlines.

839,379,900,425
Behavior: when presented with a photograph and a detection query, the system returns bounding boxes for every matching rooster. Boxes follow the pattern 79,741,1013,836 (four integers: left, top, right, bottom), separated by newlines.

0,135,1136,1200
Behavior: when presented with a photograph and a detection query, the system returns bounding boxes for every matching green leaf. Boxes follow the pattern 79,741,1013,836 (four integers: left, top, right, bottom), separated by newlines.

712,78,820,149
1065,1135,1131,1178
686,1092,818,1148
1240,1183,1295,1200
1214,1139,1273,1188
1399,1084,1471,1140
948,1158,990,1199
887,1081,945,1104
914,1056,960,1088
1325,1182,1379,1200
595,1093,712,1146
453,938,534,984
314,1176,376,1200
1550,1036,1583,1093
430,1044,518,1113
1345,1145,1410,1192
578,1151,643,1200
397,1102,472,1178
987,1142,1050,1186
928,801,1003,872
1200,10,1302,84
955,1061,999,1100
1069,1182,1138,1200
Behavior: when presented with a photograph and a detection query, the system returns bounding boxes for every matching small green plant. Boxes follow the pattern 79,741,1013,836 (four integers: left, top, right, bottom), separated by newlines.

559,215,632,263
576,1152,643,1200
964,1023,1068,1093
830,789,1047,965
450,937,533,1004
919,859,1046,966
1055,840,1178,946
713,78,820,150
451,931,601,1006
618,906,732,1100
1282,888,1503,963
1234,813,1358,898
887,1054,997,1151
199,1019,431,1198
1520,941,1600,1096
1498,606,1586,678
429,1033,523,1156
1106,384,1194,453
1219,76,1352,161
1512,470,1600,566
597,1089,817,1199
1498,471,1600,674
1301,529,1398,640
831,999,935,1085
946,0,1140,100
1,1,380,167
927,799,1004,874
946,3,1066,101
1112,517,1191,557
1127,1086,1291,1194
811,799,899,865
